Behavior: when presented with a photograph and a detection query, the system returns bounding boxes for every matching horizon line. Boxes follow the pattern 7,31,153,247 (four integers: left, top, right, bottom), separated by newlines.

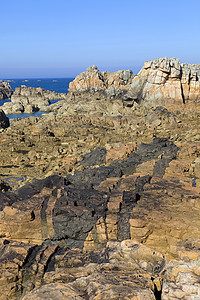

1,77,75,80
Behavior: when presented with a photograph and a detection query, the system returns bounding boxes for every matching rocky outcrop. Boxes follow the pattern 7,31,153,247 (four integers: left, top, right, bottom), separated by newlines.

69,65,134,98
2,86,67,114
0,129,199,298
0,81,13,100
0,238,164,299
0,135,199,298
69,58,200,107
0,58,200,299
126,57,200,105
0,109,9,129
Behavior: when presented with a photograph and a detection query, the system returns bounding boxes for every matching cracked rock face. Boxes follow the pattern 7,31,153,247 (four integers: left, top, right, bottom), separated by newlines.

0,239,160,300
127,57,200,105
0,136,199,299
68,65,134,98
69,58,200,106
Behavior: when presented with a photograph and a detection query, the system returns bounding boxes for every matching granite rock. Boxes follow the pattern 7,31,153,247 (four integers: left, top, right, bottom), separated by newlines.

162,238,200,299
0,109,9,129
69,65,134,98
69,58,200,107
2,86,67,114
0,81,13,100
0,239,161,300
0,58,199,299
126,57,200,105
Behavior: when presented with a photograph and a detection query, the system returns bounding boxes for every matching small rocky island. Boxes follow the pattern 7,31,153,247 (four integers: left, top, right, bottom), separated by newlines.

0,57,200,299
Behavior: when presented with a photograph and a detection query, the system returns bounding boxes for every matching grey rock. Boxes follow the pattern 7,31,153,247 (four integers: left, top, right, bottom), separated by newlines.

3,86,67,115
0,81,13,100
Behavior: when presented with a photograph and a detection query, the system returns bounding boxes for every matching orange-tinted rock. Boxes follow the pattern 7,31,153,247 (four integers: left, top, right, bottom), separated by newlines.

69,65,134,97
69,65,106,91
127,57,200,105
162,238,200,299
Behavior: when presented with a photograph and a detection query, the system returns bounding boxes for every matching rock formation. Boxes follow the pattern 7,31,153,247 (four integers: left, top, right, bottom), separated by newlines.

0,109,9,129
69,65,134,98
69,58,200,107
2,86,67,114
0,81,13,100
0,57,200,299
126,57,200,105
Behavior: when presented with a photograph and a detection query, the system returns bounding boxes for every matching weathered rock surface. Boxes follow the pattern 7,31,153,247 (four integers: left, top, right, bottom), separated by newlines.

0,109,9,129
69,65,134,98
162,238,200,299
2,86,67,114
0,133,199,298
0,239,162,300
126,57,200,105
0,58,200,299
0,81,13,100
69,58,200,107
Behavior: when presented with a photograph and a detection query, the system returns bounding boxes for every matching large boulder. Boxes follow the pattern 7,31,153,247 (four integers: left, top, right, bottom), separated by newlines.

0,81,13,100
0,109,9,129
69,65,106,92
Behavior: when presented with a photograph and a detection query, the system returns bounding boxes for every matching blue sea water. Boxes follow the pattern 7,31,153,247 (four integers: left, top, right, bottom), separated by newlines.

0,78,74,119
8,78,74,94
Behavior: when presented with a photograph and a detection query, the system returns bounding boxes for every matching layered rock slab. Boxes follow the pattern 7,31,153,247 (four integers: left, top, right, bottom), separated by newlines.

0,239,163,299
0,136,199,298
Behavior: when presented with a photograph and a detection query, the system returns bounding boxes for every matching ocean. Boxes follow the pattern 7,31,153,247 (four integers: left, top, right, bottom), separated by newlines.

0,78,74,119
8,78,74,94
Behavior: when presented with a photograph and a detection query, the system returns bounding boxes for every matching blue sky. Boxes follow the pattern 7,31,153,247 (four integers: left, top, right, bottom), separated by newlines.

1,0,200,78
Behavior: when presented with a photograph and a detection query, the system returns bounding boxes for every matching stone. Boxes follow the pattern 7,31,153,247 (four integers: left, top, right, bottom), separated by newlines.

162,238,200,299
2,86,67,114
0,58,199,299
0,81,13,100
0,109,9,129
127,57,200,105
69,65,134,98
0,239,163,299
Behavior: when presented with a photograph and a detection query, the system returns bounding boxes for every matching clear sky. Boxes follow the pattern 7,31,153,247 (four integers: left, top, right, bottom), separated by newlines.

1,0,200,78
